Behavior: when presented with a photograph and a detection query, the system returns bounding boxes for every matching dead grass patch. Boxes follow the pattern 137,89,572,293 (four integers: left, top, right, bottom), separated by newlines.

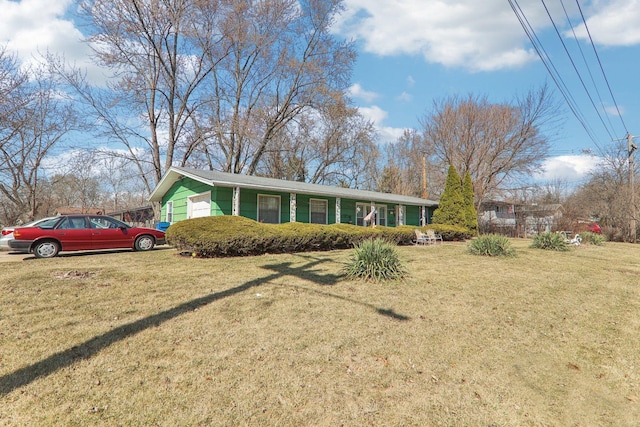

1,242,640,425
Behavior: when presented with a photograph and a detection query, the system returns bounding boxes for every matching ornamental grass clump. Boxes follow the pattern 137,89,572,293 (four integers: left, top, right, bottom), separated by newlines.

343,238,407,282
467,234,515,257
530,232,570,251
580,231,606,246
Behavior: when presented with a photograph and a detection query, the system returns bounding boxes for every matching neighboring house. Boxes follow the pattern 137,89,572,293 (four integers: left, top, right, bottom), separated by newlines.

148,166,439,227
479,201,563,236
107,206,155,228
55,207,104,215
521,203,564,235
479,201,519,236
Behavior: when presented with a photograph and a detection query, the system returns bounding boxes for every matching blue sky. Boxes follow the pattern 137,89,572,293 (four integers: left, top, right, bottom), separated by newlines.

2,0,639,185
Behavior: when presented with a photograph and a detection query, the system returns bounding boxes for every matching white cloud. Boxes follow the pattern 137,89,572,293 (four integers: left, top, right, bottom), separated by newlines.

335,0,640,71
357,105,407,143
397,91,412,102
571,0,640,46
0,0,106,84
377,126,407,143
358,105,388,124
535,155,601,183
349,83,379,103
335,0,543,71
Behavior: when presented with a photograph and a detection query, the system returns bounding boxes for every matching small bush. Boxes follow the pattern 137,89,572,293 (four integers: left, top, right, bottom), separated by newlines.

580,231,606,246
530,232,570,251
427,224,472,241
343,238,407,282
467,234,515,257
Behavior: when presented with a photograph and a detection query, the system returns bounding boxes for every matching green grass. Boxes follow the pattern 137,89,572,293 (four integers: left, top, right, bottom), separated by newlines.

1,241,640,425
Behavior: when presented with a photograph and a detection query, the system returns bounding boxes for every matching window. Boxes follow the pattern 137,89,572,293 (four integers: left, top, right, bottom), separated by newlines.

258,195,281,224
377,206,387,226
166,201,173,223
355,203,386,226
356,203,372,226
309,199,328,224
58,216,88,230
90,216,127,229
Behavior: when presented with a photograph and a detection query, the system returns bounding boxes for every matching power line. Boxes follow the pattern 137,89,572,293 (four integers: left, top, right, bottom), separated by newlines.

560,0,618,138
541,0,615,143
509,0,632,158
508,0,603,151
574,0,629,134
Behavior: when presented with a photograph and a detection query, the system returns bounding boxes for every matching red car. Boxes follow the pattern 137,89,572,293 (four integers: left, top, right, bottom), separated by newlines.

588,222,602,234
9,215,166,258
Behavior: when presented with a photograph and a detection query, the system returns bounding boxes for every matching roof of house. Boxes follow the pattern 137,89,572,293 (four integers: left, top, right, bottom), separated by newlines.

55,207,104,215
149,166,438,207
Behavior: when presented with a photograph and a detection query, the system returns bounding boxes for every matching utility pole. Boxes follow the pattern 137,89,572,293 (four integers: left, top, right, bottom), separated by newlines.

628,133,637,243
422,155,428,199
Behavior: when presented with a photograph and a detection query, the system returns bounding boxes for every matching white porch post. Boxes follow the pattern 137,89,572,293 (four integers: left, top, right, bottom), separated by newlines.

290,193,297,222
421,206,427,226
232,186,240,216
335,198,341,224
370,201,376,226
398,205,405,226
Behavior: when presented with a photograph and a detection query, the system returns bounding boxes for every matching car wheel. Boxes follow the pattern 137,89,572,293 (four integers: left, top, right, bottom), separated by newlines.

134,235,155,251
33,240,60,258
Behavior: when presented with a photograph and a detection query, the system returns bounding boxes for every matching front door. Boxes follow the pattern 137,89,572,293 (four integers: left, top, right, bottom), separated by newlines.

89,216,133,249
53,216,92,251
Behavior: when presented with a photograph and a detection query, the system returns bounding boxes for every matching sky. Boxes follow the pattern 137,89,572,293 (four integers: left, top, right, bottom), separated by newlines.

1,0,639,186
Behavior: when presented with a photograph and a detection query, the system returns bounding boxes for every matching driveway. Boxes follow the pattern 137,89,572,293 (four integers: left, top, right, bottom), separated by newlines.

0,251,31,262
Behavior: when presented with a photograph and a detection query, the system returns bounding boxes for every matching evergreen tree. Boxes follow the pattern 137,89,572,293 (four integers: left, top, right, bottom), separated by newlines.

463,171,479,234
432,165,466,227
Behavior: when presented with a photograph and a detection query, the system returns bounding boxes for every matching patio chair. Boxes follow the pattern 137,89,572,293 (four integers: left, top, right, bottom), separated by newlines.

426,229,443,244
414,229,429,245
569,233,582,245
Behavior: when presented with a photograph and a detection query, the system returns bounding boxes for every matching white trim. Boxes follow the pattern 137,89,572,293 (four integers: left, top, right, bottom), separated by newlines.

166,201,173,223
233,186,240,216
290,193,297,222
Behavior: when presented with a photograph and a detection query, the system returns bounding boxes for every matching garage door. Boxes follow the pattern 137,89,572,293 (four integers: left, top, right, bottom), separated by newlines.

188,192,211,218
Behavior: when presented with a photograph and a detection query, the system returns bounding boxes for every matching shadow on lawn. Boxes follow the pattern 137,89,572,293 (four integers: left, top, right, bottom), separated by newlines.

0,254,407,396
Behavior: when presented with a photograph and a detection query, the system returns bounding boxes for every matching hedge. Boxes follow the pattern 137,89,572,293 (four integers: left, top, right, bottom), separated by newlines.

165,216,472,258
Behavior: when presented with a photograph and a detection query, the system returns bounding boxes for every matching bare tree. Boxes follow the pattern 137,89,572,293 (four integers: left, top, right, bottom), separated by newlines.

60,0,355,202
0,59,80,222
384,128,445,198
258,100,379,188
55,0,226,195
196,0,356,176
0,48,29,159
419,84,561,210
565,141,637,241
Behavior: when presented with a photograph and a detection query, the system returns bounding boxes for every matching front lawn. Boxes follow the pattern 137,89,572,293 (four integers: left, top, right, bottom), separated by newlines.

1,240,639,425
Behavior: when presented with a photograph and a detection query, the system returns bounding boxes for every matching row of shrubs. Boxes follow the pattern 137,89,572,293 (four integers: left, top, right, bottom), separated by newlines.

165,216,471,258
468,231,606,257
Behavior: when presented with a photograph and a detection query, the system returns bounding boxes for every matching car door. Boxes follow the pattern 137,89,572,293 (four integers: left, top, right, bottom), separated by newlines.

53,216,93,251
89,216,133,249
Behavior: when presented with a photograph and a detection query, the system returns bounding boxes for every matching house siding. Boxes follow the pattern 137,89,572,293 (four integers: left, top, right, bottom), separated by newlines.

295,194,336,224
159,174,434,227
406,205,422,226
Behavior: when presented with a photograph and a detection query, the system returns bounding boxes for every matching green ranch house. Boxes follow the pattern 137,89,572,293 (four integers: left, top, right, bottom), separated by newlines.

149,166,439,227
